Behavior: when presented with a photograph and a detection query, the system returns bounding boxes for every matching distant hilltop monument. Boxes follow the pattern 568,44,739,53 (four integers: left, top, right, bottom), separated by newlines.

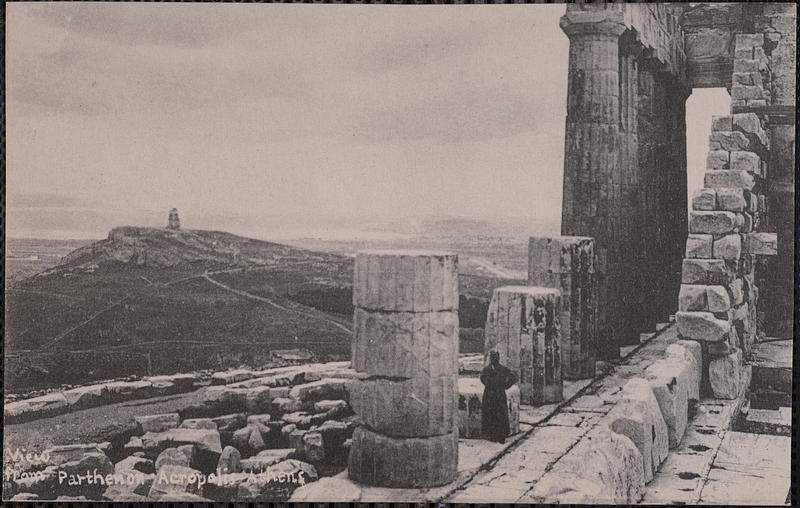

167,208,181,230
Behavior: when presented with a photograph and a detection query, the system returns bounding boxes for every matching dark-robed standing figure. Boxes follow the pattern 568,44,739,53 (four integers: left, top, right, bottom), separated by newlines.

480,351,518,443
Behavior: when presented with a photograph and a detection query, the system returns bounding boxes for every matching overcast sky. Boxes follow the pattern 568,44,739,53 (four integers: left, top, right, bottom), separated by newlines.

6,3,727,238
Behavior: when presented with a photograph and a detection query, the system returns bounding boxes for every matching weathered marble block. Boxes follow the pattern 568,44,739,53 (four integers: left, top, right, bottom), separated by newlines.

351,308,458,379
605,379,669,483
353,250,458,312
645,360,689,449
457,377,520,439
347,374,457,438
528,236,596,380
485,286,563,405
348,427,458,488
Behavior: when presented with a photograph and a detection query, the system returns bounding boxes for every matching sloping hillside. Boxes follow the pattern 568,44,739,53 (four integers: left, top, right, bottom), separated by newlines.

5,227,518,392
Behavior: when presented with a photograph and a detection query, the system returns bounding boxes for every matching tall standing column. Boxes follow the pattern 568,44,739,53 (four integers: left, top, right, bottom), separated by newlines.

637,61,660,332
560,12,627,358
619,36,646,343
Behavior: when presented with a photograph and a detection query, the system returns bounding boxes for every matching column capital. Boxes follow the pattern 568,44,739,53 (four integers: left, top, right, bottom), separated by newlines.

560,11,626,39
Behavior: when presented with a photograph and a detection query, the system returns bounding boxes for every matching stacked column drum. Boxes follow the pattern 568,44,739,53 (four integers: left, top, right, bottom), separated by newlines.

485,286,563,405
348,250,459,488
528,236,597,379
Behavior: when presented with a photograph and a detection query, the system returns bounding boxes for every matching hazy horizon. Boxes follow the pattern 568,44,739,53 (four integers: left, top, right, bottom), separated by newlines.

7,3,729,240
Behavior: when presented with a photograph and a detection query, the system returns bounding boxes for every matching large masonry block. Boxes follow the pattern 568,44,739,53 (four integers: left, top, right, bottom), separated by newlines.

708,348,742,399
729,151,761,174
685,235,713,259
676,311,730,342
527,236,596,379
704,170,756,190
706,151,729,170
645,360,689,449
485,286,563,404
716,188,747,212
689,211,739,235
692,189,717,210
709,131,752,151
681,259,735,285
666,341,702,403
713,234,743,260
606,379,669,483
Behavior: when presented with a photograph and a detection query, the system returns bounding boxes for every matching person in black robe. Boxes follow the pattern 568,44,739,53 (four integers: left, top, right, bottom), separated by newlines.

479,351,518,443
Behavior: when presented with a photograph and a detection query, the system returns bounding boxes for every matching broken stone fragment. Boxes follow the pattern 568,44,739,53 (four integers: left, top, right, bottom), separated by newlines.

135,413,180,434
676,311,730,342
239,448,295,473
605,378,668,483
232,425,266,455
245,386,273,413
685,234,713,259
155,447,189,469
236,459,318,501
211,413,247,432
216,445,241,474
288,379,348,404
148,465,203,500
114,455,155,475
708,348,742,399
179,418,217,430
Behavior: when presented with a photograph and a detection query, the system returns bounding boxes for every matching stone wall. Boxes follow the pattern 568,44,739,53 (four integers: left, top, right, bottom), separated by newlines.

676,33,778,399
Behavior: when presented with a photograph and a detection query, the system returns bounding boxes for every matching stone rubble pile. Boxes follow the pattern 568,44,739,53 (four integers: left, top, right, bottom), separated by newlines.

3,361,362,502
4,374,197,424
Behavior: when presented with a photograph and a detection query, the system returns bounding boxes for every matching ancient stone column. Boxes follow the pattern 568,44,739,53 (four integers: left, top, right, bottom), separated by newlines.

636,61,660,331
560,11,627,358
528,236,596,379
618,35,647,343
348,250,458,488
485,286,563,405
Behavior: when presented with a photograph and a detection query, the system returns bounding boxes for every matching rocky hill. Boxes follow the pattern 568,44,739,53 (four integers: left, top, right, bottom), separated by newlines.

6,227,515,392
